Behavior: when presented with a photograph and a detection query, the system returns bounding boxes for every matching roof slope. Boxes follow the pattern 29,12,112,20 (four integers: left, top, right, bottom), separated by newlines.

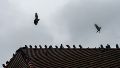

3,44,120,68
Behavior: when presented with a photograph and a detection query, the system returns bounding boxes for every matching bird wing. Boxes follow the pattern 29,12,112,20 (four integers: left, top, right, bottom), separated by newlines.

94,24,100,30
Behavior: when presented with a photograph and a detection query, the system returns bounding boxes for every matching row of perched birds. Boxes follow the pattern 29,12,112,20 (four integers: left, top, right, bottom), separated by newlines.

34,13,101,33
2,44,119,68
19,44,120,49
2,44,120,67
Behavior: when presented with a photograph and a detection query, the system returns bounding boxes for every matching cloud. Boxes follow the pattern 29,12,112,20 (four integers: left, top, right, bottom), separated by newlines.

0,0,69,67
1,0,120,67
51,0,120,47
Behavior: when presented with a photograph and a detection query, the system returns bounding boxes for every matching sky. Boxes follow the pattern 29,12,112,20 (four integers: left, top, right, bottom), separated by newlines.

1,0,120,67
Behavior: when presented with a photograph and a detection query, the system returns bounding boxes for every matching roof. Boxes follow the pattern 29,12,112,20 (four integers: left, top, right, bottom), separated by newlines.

3,44,120,68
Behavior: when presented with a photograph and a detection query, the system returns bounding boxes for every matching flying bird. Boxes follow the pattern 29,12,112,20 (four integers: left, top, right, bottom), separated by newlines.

94,24,101,33
34,13,40,25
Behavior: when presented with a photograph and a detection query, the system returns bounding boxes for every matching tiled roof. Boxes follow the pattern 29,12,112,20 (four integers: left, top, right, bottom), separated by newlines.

3,44,120,68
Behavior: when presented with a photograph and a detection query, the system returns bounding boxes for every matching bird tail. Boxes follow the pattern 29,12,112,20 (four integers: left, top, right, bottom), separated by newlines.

96,31,99,33
96,31,100,33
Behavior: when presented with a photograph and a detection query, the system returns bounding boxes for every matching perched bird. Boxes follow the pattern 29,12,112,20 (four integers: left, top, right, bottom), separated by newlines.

60,44,64,49
66,45,70,49
116,44,119,49
49,45,53,49
6,61,9,64
79,45,82,49
45,45,47,48
34,13,40,25
2,64,6,67
73,45,76,49
94,24,101,33
55,46,58,48
39,45,42,49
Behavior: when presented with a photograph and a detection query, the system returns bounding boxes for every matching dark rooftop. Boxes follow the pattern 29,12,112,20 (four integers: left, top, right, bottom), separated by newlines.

3,44,120,68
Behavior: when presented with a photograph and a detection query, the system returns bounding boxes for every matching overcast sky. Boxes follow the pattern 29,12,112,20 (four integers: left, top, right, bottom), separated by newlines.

1,0,120,67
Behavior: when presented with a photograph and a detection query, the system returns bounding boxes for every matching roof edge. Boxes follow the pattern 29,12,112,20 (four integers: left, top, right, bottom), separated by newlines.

2,44,120,68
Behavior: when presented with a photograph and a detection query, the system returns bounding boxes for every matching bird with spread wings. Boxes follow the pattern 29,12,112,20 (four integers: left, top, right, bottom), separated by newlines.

34,13,40,25
94,24,101,33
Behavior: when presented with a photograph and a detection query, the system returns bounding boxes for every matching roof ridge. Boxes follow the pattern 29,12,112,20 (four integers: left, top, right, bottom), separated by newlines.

3,44,120,68
2,45,29,68
18,44,120,49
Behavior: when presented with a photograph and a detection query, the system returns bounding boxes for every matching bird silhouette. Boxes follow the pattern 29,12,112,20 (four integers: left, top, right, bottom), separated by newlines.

34,13,40,25
94,24,101,33
2,64,6,67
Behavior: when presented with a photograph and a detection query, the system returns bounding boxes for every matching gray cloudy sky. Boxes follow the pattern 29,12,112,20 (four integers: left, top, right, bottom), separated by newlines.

1,0,120,67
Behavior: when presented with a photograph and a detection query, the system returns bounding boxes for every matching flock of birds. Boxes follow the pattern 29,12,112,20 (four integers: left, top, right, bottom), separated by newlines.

34,13,101,33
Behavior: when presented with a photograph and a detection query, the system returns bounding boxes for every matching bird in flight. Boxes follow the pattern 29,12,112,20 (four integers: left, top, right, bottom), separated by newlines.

34,13,40,25
94,24,101,33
